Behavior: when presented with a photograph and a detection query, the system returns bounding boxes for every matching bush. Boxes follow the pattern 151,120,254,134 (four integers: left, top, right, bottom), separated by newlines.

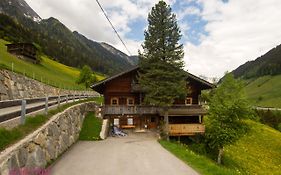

255,110,281,130
277,123,281,132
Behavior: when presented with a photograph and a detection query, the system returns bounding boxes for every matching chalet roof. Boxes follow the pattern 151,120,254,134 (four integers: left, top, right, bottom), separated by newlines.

91,66,215,93
6,43,37,50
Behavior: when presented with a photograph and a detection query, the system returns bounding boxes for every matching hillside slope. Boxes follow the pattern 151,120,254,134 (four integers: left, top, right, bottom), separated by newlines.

244,75,281,107
224,120,281,174
228,43,281,107
0,0,136,75
160,120,281,175
0,39,104,90
232,44,281,79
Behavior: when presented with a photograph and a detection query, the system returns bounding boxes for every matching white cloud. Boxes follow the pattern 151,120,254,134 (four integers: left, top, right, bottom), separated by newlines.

184,0,281,78
24,0,165,55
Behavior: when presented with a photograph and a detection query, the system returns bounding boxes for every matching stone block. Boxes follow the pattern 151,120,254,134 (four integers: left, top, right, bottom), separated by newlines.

34,132,46,147
8,154,19,171
17,147,28,167
26,146,46,168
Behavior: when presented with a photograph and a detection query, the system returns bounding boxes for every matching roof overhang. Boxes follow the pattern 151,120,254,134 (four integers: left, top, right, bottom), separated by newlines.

91,66,215,94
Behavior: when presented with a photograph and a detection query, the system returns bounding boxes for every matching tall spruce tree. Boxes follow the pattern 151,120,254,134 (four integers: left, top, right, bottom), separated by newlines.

138,0,186,106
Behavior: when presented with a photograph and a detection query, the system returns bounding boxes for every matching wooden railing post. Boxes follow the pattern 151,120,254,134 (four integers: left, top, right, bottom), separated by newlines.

20,99,26,125
45,96,48,115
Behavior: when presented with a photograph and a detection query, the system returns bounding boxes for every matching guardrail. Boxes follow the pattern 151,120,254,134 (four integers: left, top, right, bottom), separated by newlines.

0,94,99,124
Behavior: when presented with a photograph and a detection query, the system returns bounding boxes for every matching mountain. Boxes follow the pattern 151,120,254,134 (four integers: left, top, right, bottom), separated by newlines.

0,0,136,75
229,44,281,107
0,0,41,22
100,43,138,65
232,44,281,79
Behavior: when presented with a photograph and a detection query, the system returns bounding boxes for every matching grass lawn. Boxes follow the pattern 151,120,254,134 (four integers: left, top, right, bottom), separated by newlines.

79,112,102,141
0,98,97,151
224,120,281,175
244,75,281,108
160,120,281,175
0,39,105,90
159,140,238,175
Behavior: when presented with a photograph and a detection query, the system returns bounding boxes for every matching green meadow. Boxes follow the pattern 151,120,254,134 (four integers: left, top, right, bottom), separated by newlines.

0,39,105,90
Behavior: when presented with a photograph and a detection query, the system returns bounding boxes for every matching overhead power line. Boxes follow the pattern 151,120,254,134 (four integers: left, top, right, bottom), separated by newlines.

95,0,132,56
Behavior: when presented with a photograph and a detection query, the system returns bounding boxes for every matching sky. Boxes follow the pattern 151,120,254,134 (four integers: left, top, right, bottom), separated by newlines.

25,0,281,79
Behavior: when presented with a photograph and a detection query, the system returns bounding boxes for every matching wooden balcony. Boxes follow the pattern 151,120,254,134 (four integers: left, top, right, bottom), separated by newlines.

103,105,159,115
102,105,207,116
169,124,205,136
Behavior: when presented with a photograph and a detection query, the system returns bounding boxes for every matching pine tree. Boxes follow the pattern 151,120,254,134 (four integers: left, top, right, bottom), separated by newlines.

138,0,186,107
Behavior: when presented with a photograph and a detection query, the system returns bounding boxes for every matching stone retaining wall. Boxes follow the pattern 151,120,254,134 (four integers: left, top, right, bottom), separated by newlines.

0,102,98,174
0,69,97,101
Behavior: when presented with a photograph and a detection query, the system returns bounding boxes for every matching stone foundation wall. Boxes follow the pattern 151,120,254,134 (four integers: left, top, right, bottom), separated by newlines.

0,69,97,101
0,102,98,174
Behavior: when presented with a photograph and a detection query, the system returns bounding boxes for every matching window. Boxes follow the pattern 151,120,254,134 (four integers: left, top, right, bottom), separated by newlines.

127,98,134,106
185,97,193,105
127,118,133,125
111,98,119,105
114,118,119,126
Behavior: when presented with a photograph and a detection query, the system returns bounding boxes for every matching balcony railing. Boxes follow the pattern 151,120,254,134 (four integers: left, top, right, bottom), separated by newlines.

169,124,205,136
102,105,207,116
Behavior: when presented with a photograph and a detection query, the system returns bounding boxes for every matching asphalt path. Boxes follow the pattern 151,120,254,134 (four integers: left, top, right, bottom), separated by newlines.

51,132,199,175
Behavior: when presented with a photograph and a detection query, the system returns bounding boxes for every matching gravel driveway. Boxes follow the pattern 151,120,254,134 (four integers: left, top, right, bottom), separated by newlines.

50,132,199,175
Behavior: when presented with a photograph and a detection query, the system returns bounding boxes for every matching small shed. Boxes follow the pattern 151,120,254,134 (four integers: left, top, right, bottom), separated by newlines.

6,43,38,63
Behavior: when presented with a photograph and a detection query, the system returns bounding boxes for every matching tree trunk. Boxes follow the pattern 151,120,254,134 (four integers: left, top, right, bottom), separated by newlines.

217,147,224,164
164,109,169,141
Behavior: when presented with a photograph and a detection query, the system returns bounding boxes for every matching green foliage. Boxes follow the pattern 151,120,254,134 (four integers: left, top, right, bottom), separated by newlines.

205,73,253,163
255,109,281,130
159,140,238,175
138,1,186,106
232,44,281,79
79,112,102,141
77,65,97,88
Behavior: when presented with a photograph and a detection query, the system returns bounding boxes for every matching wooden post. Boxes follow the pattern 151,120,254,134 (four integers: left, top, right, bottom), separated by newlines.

66,95,68,103
45,96,48,115
20,99,26,125
73,94,75,102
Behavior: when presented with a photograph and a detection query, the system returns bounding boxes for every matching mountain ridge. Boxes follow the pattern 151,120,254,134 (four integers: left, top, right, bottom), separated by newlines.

0,0,138,75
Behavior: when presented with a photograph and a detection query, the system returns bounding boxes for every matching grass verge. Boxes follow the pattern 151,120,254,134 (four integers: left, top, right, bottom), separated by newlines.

159,140,238,175
79,112,102,141
0,98,98,151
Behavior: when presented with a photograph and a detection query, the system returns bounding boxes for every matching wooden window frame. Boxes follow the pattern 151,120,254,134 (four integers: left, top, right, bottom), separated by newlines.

127,97,135,106
185,97,193,105
111,97,119,105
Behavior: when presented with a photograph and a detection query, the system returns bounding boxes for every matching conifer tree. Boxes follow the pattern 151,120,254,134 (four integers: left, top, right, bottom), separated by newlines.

138,0,186,106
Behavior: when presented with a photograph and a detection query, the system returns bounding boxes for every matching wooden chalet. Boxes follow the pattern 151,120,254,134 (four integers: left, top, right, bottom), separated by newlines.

91,66,214,136
6,43,38,63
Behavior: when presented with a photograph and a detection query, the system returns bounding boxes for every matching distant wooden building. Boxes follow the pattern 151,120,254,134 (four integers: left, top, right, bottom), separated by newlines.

6,43,38,63
91,66,214,137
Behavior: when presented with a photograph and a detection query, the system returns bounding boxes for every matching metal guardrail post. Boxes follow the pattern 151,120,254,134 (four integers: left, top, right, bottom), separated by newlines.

20,99,26,125
73,94,75,102
66,95,68,103
45,96,48,115
58,95,61,107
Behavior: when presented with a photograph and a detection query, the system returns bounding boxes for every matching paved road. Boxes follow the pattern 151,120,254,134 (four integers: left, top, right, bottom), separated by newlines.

51,132,199,175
